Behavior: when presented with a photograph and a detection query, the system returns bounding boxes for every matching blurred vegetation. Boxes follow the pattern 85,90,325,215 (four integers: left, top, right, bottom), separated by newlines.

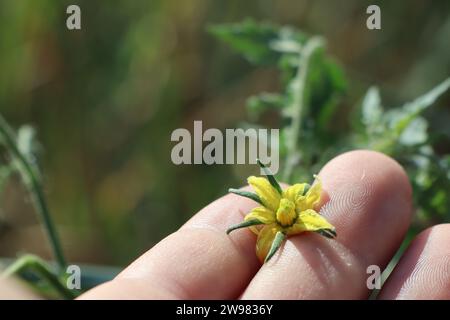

0,0,449,282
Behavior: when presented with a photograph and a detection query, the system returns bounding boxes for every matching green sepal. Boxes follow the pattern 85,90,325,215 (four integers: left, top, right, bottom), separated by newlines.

257,159,282,195
226,219,264,235
302,183,311,196
264,231,286,263
228,188,263,205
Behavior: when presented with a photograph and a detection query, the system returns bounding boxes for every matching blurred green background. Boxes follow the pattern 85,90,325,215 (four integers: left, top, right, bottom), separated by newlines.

0,0,449,267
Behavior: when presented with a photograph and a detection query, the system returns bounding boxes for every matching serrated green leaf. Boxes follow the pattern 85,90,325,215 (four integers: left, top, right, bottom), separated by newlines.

209,19,306,66
271,26,306,53
247,93,285,119
370,78,450,153
269,39,301,53
362,86,383,131
306,55,346,129
399,116,428,146
405,77,450,113
389,77,450,134
208,19,281,65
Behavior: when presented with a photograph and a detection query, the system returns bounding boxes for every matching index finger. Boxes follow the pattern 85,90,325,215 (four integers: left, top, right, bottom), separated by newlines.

79,189,261,299
241,150,412,299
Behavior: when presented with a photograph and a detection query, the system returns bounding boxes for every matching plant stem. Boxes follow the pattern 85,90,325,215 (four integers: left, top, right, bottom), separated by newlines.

2,254,75,299
283,36,324,182
0,114,67,271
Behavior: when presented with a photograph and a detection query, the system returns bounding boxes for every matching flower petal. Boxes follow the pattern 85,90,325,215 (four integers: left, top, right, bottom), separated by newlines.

283,183,307,202
286,209,335,236
248,176,281,212
304,175,322,209
245,206,276,224
256,224,282,262
248,225,261,235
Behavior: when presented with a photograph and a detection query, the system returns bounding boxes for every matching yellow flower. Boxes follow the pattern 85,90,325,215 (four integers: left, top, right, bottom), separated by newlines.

227,160,336,263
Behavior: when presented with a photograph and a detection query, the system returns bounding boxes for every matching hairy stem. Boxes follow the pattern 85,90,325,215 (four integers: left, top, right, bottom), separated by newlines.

2,254,74,299
283,36,324,182
0,114,66,271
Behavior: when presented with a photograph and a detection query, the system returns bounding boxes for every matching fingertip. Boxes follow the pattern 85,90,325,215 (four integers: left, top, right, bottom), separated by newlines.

242,150,414,299
320,150,412,200
317,150,413,260
379,223,450,299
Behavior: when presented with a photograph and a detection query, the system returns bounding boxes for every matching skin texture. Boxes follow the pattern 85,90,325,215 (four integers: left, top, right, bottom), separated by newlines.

241,150,412,299
2,150,448,299
78,150,450,299
0,278,39,299
379,224,450,299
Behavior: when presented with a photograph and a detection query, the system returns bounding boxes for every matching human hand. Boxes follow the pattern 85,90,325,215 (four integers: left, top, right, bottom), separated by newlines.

80,150,450,300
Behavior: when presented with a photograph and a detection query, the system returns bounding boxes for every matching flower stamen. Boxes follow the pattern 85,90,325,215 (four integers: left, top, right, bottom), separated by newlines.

276,198,296,227
227,161,336,263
